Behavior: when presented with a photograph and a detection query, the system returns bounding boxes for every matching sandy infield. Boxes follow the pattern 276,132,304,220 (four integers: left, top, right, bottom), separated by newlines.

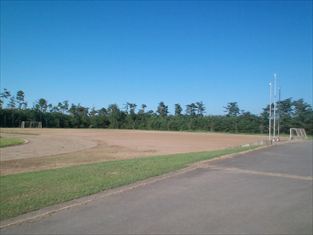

0,128,267,175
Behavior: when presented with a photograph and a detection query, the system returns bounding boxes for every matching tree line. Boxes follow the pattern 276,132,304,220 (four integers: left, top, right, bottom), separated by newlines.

0,89,312,135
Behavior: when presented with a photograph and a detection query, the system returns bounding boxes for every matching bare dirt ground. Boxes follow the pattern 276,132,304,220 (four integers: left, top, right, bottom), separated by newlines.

0,128,267,175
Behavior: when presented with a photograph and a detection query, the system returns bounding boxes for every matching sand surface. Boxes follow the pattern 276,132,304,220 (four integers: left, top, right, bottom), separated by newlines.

0,128,267,175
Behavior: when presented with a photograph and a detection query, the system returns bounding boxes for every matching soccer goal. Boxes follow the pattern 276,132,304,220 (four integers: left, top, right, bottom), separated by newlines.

20,121,42,128
289,128,307,140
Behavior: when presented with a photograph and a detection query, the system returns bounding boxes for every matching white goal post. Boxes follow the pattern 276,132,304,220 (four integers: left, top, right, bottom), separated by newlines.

21,121,42,128
289,128,307,140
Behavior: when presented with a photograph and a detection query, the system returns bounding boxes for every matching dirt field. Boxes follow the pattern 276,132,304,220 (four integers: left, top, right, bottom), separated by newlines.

0,128,267,175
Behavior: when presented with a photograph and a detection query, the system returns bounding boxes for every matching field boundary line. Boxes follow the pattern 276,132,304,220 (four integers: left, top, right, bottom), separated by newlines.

207,166,313,181
0,144,272,229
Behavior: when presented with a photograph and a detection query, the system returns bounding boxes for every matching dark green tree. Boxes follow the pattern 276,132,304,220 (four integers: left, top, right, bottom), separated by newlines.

174,104,182,116
35,98,48,113
107,104,125,128
196,101,205,116
157,102,168,117
129,103,137,115
58,101,69,114
0,88,11,109
224,102,240,117
16,90,27,109
276,98,293,133
89,107,98,117
186,103,197,116
292,99,313,134
138,104,147,114
293,99,311,116
7,96,16,109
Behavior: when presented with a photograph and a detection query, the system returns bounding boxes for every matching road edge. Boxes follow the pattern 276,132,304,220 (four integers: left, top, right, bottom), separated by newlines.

0,142,286,229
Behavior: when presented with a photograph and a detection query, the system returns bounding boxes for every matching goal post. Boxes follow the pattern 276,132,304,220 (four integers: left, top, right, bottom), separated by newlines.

20,121,42,128
289,128,307,140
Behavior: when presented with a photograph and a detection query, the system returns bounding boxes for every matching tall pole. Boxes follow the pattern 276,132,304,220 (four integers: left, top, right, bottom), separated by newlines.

269,82,272,142
273,73,277,140
278,87,281,138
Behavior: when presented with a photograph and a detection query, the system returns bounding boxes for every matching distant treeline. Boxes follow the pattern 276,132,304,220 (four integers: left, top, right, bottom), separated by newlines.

0,89,312,135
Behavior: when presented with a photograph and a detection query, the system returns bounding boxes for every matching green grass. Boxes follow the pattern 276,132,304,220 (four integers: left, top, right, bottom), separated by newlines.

0,137,24,148
0,145,258,220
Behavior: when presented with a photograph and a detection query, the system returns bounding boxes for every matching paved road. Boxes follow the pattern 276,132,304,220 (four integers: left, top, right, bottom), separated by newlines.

2,142,312,234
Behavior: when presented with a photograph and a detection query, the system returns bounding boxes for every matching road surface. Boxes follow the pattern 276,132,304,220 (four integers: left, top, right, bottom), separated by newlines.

2,141,312,234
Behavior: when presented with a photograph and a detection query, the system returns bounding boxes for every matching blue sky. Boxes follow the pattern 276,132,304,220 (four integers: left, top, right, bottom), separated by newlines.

1,1,312,115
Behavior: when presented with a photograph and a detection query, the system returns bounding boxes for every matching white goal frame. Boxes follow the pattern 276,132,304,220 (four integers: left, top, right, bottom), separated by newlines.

289,128,307,140
21,121,42,128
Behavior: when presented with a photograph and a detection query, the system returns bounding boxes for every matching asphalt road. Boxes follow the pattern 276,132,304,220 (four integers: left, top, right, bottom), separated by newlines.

2,141,312,234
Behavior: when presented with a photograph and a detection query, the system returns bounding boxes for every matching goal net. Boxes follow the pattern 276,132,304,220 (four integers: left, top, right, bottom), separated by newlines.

289,128,307,140
21,121,42,128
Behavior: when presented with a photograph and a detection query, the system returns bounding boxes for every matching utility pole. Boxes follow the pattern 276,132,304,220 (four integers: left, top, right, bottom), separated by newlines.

278,87,281,138
273,73,277,140
269,82,272,142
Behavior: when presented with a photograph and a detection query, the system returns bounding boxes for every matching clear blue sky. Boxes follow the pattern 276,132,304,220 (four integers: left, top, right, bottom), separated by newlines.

1,1,312,115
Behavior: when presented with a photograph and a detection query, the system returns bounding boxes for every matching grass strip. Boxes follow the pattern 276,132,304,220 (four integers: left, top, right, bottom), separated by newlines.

0,137,24,148
0,145,257,220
